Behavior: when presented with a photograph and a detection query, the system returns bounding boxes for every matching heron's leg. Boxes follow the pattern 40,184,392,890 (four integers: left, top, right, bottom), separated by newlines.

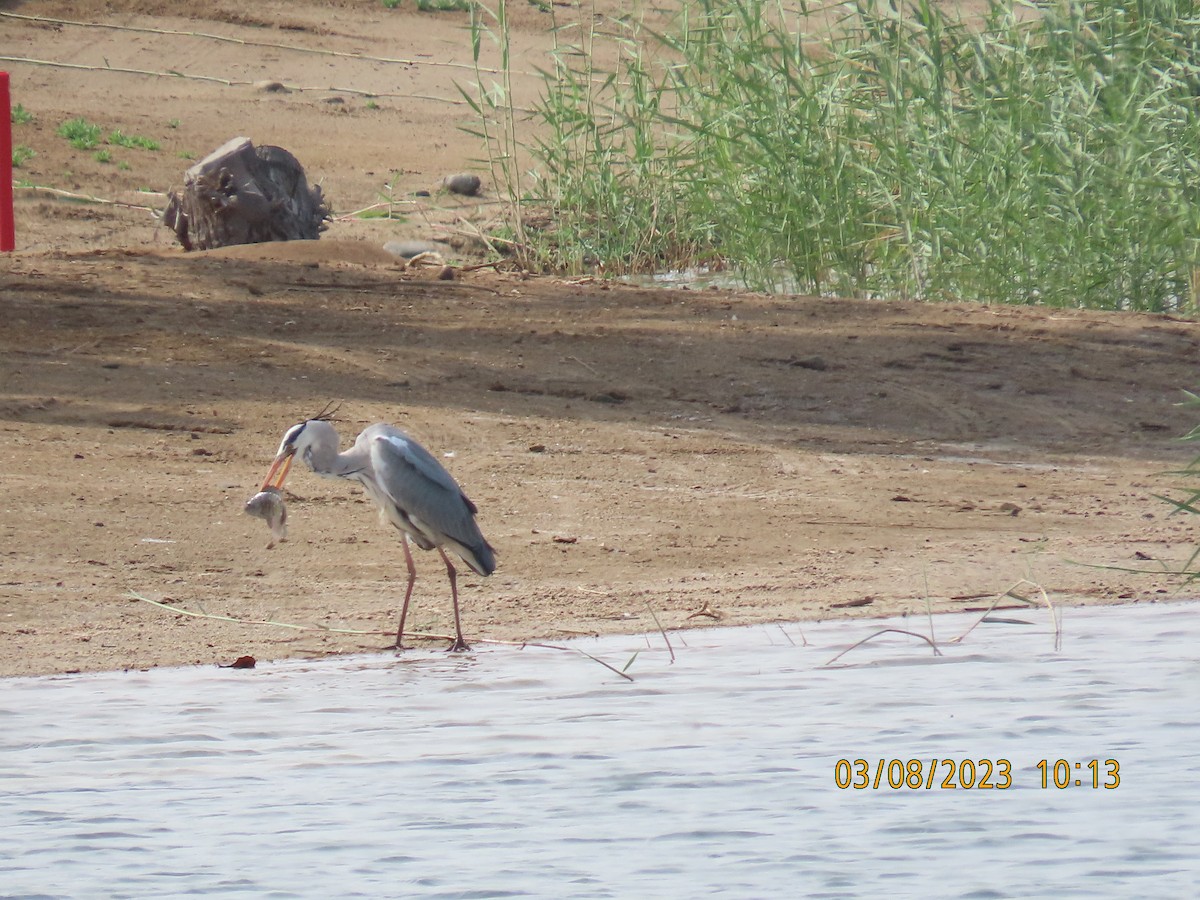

438,547,470,652
394,534,418,650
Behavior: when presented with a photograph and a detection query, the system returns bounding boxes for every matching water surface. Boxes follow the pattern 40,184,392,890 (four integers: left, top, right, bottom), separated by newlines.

3,602,1197,898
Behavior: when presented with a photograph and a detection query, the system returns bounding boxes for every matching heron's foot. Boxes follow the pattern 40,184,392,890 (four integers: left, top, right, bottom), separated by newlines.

445,637,471,653
387,631,409,652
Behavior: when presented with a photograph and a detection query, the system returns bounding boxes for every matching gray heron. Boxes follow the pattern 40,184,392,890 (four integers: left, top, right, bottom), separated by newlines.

260,417,495,651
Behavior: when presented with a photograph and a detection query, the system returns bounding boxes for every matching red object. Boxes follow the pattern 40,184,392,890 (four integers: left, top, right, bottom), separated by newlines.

0,72,13,251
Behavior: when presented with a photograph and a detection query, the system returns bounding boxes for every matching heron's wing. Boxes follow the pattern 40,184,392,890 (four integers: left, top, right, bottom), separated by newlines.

369,433,481,535
366,428,495,576
371,431,466,494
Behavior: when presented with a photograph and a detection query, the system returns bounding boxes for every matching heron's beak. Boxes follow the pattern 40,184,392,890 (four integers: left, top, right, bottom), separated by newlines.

260,449,296,491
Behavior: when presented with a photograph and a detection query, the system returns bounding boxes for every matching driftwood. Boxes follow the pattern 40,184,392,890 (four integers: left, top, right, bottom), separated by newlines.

163,136,329,251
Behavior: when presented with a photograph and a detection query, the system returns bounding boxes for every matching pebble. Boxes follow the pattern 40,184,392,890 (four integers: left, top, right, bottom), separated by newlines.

442,173,482,196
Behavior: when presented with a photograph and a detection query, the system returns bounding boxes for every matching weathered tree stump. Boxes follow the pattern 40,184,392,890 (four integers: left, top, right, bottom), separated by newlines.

163,136,329,251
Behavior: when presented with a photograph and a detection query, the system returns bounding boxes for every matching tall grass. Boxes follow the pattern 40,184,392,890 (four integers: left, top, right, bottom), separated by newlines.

471,0,1200,310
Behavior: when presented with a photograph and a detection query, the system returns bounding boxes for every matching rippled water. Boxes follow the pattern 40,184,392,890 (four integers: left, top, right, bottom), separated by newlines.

3,602,1198,898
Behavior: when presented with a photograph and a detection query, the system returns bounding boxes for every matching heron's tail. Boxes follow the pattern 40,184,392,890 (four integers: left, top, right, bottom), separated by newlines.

464,539,496,577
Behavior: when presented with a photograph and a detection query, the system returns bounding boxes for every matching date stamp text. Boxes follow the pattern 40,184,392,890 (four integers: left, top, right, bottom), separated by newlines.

833,758,1120,790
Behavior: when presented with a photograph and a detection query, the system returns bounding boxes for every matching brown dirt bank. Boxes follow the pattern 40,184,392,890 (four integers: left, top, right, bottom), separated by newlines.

3,241,1199,676
2,0,1199,676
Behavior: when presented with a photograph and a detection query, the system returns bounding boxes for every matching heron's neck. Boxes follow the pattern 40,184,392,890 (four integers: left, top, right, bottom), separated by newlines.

319,447,367,480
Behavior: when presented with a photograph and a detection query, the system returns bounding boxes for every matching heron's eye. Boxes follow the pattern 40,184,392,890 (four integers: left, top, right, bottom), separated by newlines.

283,422,307,447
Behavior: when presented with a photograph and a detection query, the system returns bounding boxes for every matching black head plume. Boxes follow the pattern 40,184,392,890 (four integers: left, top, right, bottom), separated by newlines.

310,400,342,423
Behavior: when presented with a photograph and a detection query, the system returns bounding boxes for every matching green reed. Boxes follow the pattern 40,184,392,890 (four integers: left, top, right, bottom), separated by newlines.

470,0,1200,310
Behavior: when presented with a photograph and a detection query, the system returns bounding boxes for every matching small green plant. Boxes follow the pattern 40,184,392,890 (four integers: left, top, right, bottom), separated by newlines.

381,0,401,7
177,150,195,160
357,208,409,221
94,149,112,164
367,170,410,219
57,117,102,150
365,99,380,110
11,145,35,167
166,118,181,129
109,129,160,151
11,104,34,125
1161,391,1200,580
118,160,131,171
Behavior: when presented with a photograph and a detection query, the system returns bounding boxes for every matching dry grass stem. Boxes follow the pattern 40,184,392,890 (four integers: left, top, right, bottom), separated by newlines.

823,628,943,667
950,580,1061,650
643,601,675,663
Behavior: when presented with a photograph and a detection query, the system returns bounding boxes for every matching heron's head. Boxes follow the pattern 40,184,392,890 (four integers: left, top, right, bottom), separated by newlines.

260,420,316,491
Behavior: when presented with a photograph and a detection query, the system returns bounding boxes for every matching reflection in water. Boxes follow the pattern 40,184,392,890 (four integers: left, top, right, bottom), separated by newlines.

2,603,1197,898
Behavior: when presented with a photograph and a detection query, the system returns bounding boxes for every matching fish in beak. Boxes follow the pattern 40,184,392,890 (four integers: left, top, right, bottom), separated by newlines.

244,487,288,547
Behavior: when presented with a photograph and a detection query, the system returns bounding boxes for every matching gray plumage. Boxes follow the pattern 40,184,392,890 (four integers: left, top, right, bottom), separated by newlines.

261,418,494,650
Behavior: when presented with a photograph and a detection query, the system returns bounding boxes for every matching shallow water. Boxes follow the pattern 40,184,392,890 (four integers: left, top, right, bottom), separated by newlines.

3,602,1198,898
